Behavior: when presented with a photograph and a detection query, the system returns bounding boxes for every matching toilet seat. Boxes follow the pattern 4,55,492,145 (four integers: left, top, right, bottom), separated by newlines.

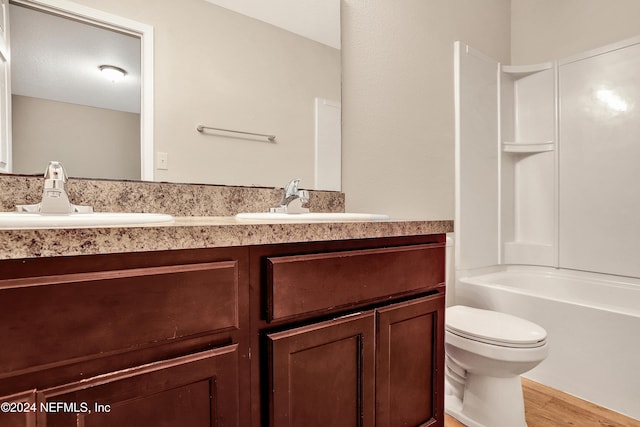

446,306,547,348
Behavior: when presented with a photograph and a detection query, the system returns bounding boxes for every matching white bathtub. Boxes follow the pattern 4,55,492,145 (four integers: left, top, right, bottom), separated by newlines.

454,266,640,420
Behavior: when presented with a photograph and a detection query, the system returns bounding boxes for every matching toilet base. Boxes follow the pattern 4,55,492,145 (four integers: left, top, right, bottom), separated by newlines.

445,394,485,427
445,374,528,427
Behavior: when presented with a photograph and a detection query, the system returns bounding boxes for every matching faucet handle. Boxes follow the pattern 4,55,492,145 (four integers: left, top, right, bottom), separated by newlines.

44,161,68,181
297,189,310,204
283,178,302,198
44,161,68,189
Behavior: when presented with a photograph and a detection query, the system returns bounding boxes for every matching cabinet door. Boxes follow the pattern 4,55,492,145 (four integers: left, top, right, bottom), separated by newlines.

376,294,445,427
0,390,36,427
36,345,239,427
267,312,375,427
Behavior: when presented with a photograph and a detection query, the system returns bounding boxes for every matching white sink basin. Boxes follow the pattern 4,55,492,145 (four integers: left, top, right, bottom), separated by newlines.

235,212,390,221
0,212,174,228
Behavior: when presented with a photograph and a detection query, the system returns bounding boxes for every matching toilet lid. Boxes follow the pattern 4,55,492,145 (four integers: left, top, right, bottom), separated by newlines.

446,305,547,348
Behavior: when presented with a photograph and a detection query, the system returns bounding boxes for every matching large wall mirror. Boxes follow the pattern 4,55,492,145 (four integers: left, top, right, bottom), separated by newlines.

8,0,341,189
9,0,153,180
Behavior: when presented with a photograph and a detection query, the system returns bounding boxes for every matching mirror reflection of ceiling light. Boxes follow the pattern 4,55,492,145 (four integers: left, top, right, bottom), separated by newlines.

99,65,127,83
596,89,628,112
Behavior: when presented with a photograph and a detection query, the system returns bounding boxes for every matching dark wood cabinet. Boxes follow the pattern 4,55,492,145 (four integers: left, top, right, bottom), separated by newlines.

0,261,240,377
267,312,376,427
0,390,37,427
251,235,446,427
265,295,444,427
37,345,239,427
0,247,250,427
267,295,444,427
265,244,444,322
0,234,445,427
376,295,445,427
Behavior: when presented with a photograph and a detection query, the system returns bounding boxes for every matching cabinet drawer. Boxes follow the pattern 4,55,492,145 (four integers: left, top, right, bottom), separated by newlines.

266,243,444,321
0,261,239,376
37,344,239,427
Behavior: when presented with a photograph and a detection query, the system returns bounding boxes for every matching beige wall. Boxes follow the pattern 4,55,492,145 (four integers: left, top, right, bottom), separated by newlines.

69,0,340,188
511,0,640,64
12,95,140,180
341,0,510,219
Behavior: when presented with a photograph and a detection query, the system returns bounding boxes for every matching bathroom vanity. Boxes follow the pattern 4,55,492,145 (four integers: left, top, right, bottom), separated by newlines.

250,235,445,427
0,217,449,427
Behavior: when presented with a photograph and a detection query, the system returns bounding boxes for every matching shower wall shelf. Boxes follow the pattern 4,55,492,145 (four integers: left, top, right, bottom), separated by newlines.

500,60,557,267
502,62,553,78
502,141,554,153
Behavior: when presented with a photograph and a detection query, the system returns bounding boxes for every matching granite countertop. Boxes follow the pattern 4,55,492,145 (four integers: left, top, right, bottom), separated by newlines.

0,216,453,260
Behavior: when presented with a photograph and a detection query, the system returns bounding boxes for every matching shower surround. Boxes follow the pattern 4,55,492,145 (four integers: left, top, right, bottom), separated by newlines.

454,37,640,420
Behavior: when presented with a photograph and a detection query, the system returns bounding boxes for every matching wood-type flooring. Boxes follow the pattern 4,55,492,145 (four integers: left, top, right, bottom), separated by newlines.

444,378,639,427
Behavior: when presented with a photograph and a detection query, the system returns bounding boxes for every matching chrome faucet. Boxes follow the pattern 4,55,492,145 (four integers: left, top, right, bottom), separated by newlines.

15,161,93,214
270,179,310,214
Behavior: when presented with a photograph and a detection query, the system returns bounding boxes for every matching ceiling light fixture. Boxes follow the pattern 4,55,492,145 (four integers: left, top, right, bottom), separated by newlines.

99,64,127,83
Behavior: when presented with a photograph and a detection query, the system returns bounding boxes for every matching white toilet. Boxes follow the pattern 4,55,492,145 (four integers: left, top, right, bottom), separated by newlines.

444,305,548,427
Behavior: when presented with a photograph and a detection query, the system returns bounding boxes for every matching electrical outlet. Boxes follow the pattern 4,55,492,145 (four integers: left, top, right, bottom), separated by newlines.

157,152,168,170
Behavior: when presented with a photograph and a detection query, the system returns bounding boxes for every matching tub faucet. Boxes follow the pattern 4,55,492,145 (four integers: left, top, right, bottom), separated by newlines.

270,179,310,214
15,161,93,214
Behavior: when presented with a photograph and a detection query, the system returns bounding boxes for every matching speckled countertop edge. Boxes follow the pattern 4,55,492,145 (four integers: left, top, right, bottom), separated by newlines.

0,217,453,259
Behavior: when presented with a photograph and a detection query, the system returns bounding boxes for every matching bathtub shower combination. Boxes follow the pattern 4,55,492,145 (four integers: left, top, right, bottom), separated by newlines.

455,35,640,421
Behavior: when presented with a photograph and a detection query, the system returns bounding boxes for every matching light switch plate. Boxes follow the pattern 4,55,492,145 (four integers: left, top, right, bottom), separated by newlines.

157,152,168,170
